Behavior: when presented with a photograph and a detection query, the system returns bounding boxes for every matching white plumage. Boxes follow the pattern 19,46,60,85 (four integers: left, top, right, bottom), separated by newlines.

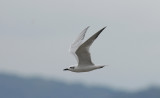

64,26,107,72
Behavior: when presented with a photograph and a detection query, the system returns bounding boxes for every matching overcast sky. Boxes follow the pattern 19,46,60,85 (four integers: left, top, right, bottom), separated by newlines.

0,0,160,91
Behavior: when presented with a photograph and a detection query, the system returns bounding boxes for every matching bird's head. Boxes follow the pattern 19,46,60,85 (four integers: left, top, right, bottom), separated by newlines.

63,66,75,71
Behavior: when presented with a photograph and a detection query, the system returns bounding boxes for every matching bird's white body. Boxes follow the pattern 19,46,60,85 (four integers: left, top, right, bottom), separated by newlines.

68,65,105,72
64,26,107,72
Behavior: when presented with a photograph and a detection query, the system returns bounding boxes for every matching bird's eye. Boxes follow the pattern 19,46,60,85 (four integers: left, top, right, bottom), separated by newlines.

70,67,74,69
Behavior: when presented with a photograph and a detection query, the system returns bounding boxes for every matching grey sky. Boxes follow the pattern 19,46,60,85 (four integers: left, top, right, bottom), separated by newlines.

0,0,160,91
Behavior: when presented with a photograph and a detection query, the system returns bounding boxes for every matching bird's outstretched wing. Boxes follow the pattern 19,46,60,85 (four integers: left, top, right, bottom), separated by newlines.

76,27,106,66
69,26,90,62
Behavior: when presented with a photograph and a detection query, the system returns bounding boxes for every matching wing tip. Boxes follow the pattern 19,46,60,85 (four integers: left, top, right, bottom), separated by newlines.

102,26,107,30
97,26,107,34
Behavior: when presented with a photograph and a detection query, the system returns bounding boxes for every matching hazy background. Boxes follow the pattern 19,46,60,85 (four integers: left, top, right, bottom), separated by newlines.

0,0,160,91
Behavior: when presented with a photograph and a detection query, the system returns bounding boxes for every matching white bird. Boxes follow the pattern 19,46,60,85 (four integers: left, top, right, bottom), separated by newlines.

64,26,107,72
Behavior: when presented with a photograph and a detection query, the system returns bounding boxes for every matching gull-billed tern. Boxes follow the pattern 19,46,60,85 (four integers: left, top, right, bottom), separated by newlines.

64,26,107,72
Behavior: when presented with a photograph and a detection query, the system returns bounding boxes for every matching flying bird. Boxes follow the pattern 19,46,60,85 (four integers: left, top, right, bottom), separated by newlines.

64,26,107,72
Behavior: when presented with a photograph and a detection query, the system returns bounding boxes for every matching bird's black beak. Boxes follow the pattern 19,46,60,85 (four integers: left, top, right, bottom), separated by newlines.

63,68,69,71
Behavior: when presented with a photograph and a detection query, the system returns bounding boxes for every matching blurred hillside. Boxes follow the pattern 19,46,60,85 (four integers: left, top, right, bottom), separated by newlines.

0,73,160,98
